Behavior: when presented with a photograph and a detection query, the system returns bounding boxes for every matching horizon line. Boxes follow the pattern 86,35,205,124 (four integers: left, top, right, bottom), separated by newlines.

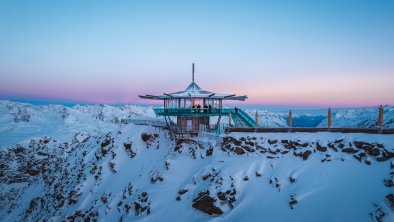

1,98,391,109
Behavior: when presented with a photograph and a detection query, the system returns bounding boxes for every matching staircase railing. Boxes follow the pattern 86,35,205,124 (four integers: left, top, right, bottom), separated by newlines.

230,109,256,127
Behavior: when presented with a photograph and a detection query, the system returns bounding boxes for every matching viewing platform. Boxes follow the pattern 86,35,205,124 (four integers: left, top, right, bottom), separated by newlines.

139,63,254,137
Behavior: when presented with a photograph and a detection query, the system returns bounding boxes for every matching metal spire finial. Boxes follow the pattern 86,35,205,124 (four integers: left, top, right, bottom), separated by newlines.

192,63,195,82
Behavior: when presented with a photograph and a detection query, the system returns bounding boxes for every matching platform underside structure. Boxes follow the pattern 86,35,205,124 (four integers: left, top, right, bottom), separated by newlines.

157,107,255,138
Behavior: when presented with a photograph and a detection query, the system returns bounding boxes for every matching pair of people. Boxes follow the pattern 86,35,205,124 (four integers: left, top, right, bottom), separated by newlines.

192,104,201,113
191,104,213,113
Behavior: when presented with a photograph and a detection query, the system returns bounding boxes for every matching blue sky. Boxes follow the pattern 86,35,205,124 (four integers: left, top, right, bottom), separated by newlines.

0,0,393,106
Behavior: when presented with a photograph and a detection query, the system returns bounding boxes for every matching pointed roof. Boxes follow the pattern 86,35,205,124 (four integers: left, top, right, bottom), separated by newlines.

139,64,247,101
139,80,247,101
185,82,201,91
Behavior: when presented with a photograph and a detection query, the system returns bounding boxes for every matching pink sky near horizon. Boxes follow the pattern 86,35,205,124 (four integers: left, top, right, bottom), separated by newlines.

1,69,393,107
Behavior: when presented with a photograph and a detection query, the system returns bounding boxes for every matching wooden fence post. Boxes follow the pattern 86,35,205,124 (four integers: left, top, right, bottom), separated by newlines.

328,108,332,128
289,110,292,128
378,105,384,128
255,111,259,128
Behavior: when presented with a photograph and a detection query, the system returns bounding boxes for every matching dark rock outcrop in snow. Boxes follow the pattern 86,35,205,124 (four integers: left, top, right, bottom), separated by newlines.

192,191,223,215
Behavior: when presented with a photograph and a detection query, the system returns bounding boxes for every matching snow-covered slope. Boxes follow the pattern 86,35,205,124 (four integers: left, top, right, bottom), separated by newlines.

1,100,393,149
0,100,393,221
0,100,156,148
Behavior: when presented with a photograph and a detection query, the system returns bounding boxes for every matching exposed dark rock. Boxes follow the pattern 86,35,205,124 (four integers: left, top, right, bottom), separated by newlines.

27,169,40,176
289,195,298,209
269,177,281,191
216,188,237,209
123,143,136,158
354,141,373,151
368,148,380,157
327,143,338,152
342,148,358,154
302,150,312,160
241,145,255,152
222,137,242,146
282,140,297,149
101,138,111,148
134,192,151,216
268,140,277,144
206,147,213,156
192,192,223,215
13,145,25,154
150,173,164,184
108,161,116,173
217,192,226,201
245,141,255,146
316,142,327,152
386,194,394,211
353,155,362,162
383,179,393,187
376,150,394,162
299,142,309,147
234,147,245,155
141,133,158,148
178,189,188,195
370,203,386,222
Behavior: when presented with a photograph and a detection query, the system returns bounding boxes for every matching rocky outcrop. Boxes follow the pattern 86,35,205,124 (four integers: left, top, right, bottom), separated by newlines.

220,136,393,164
192,191,223,215
141,133,159,149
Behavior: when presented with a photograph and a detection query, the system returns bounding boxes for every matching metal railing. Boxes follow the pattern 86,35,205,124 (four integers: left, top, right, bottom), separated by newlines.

230,109,256,127
154,108,232,116
125,119,169,128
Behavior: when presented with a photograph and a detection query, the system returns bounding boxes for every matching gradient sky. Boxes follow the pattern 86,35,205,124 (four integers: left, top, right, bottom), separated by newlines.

0,0,393,107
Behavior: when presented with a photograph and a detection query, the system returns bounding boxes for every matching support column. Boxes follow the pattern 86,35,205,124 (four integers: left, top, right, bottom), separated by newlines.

288,110,292,128
255,111,259,128
378,105,384,128
328,108,332,128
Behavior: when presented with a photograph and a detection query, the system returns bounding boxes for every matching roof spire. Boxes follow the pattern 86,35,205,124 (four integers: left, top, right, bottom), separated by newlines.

192,63,195,82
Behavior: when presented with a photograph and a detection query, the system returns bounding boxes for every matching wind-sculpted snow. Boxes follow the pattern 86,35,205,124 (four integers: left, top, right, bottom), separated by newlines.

0,100,157,148
1,100,394,221
0,123,393,221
